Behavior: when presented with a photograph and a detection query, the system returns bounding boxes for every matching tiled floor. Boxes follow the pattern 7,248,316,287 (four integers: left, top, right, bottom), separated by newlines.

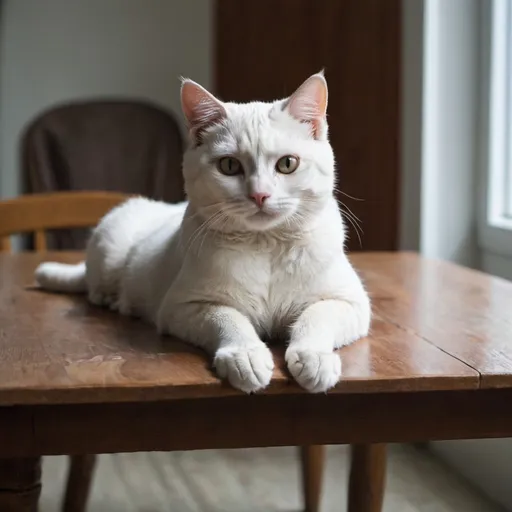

40,444,503,511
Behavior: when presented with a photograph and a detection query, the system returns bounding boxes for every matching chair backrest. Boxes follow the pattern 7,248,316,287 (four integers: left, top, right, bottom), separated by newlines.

21,99,185,249
0,191,129,253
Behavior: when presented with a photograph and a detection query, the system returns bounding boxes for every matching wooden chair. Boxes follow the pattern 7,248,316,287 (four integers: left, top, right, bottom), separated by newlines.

0,191,129,253
0,191,332,512
21,99,185,251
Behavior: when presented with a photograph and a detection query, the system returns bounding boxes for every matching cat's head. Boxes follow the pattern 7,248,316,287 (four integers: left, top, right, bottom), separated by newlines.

180,73,335,233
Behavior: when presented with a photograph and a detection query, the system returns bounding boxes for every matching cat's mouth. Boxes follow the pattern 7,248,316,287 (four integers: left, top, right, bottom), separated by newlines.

251,209,279,219
241,208,287,230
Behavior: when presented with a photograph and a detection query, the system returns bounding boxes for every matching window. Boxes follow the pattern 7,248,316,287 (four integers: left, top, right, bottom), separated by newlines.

479,0,512,278
505,0,512,219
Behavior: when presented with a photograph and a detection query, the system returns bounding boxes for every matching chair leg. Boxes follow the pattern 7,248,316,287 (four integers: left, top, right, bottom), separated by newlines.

0,456,42,512
348,444,387,512
300,445,325,512
62,455,97,512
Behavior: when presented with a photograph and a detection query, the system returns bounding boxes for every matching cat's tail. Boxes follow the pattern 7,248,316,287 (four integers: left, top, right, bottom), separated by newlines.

35,261,87,293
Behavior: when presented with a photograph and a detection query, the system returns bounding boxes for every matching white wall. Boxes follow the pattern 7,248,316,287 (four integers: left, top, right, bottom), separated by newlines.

420,0,480,268
0,0,212,198
400,0,480,269
431,439,512,509
402,1,512,508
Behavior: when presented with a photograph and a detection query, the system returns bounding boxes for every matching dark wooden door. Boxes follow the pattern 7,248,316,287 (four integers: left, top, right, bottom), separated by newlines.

215,0,401,251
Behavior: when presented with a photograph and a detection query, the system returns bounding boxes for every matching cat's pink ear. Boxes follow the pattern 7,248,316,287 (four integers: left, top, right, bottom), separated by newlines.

286,72,328,140
181,79,226,144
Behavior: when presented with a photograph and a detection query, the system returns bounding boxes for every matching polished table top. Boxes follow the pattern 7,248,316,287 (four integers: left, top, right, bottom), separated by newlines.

1,251,511,407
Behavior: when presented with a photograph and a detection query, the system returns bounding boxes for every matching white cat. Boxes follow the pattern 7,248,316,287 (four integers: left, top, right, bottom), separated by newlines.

35,73,371,394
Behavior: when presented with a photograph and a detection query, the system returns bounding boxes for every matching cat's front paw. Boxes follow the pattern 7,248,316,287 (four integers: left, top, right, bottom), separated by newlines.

214,344,274,393
285,348,341,393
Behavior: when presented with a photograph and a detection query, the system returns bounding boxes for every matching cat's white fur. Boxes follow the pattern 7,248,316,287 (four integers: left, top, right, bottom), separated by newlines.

35,73,371,393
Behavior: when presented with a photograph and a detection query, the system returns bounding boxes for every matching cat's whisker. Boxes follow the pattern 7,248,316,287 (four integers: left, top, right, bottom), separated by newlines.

184,218,209,252
183,210,224,258
339,201,363,224
186,202,223,218
198,210,229,256
333,187,364,202
339,203,362,226
341,208,364,236
340,206,362,228
216,215,231,241
339,207,363,248
288,211,309,234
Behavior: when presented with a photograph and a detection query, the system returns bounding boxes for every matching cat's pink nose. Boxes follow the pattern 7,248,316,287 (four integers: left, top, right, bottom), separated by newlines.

249,192,271,208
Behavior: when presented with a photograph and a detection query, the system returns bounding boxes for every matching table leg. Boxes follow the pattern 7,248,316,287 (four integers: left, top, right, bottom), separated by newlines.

300,445,325,512
348,444,387,512
0,457,42,512
63,454,97,512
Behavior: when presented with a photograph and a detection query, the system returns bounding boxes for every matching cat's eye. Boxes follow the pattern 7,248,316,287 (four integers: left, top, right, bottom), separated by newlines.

218,157,243,176
276,155,300,174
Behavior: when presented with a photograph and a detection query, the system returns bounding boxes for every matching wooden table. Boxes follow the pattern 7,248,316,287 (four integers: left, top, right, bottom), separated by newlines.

1,252,512,511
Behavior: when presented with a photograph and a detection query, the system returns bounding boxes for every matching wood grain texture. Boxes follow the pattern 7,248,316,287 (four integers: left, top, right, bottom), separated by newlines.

216,0,401,251
0,191,129,240
4,388,509,458
348,444,386,512
353,252,512,387
0,252,480,406
1,252,512,459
